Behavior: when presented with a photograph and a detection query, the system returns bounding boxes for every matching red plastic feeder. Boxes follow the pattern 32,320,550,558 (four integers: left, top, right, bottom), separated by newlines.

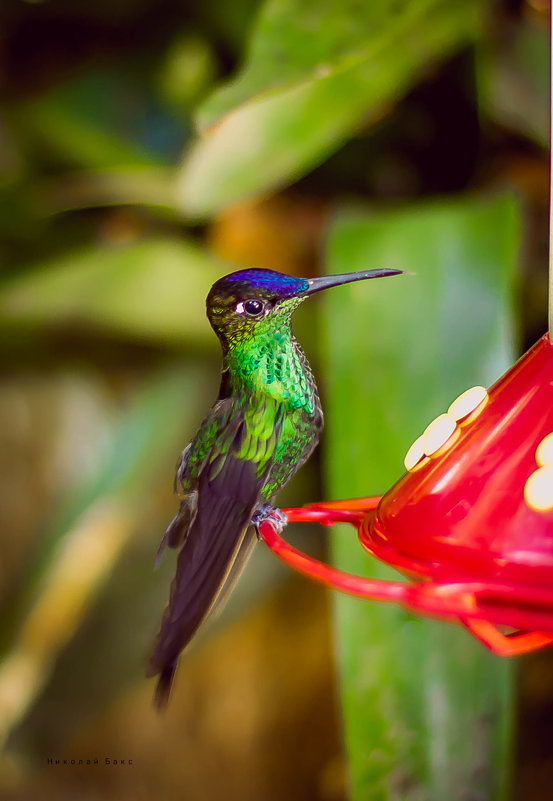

259,332,553,656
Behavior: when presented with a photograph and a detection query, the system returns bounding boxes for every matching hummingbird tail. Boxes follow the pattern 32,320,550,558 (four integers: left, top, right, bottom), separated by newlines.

148,401,285,707
153,659,177,710
148,456,265,706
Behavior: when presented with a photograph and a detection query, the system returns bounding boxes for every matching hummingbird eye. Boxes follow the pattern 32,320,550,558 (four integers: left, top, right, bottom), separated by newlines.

237,299,265,317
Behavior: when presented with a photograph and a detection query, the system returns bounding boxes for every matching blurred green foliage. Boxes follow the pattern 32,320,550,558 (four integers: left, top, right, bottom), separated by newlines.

323,194,519,800
0,0,549,799
178,0,484,216
2,238,225,343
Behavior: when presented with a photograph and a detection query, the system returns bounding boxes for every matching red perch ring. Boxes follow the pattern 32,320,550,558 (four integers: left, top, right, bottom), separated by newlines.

259,333,553,656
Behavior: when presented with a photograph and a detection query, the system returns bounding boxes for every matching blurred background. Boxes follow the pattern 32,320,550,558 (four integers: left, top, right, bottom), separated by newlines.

0,0,550,799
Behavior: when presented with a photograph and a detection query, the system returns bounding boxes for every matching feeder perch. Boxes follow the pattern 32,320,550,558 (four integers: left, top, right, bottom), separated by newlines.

259,333,553,657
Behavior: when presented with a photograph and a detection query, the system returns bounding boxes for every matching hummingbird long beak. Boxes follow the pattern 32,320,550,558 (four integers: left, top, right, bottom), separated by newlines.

301,268,403,296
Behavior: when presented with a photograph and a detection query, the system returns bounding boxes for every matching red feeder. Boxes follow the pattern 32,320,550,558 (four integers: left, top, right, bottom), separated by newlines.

259,332,553,656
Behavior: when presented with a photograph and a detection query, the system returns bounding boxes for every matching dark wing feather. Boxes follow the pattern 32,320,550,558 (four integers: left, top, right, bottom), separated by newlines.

148,402,282,707
154,493,197,568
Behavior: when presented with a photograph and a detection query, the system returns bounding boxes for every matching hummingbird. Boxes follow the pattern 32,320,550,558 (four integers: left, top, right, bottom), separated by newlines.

148,266,402,706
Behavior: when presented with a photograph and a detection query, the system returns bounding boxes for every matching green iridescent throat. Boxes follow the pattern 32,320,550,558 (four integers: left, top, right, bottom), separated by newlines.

224,307,316,416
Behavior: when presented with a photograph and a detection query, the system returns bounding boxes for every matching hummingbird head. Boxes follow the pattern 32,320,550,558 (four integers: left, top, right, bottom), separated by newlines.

206,267,402,349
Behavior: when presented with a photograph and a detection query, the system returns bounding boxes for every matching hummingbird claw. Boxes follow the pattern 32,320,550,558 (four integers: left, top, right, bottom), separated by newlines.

251,505,288,538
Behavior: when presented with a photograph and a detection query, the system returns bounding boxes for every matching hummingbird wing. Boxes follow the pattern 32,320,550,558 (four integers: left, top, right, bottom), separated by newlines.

154,444,194,565
148,397,284,707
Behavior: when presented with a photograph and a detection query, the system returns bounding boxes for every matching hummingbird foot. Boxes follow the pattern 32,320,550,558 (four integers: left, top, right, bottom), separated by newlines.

251,505,288,539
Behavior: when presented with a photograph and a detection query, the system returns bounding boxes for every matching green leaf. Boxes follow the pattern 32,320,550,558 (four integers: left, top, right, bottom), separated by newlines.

177,0,484,218
322,193,519,800
15,68,167,169
197,0,428,129
0,237,229,344
32,167,179,217
158,34,217,112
